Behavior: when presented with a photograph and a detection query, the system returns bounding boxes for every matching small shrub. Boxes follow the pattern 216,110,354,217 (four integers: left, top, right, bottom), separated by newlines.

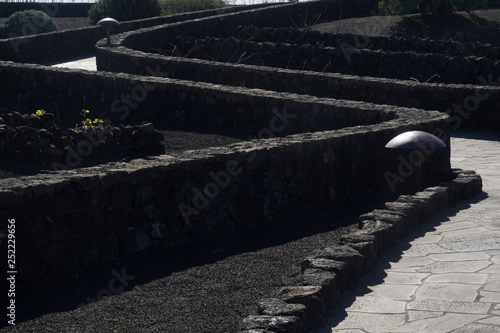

378,0,487,15
89,0,162,24
160,0,228,16
2,10,57,37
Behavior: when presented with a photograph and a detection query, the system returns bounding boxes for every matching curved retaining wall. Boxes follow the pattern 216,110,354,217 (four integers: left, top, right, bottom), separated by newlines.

0,3,272,64
0,94,450,282
122,29,500,84
0,61,395,129
96,31,500,129
238,169,483,332
0,0,374,65
247,28,500,58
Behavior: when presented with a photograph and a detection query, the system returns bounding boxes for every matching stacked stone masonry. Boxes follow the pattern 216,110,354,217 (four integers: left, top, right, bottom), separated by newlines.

0,3,494,333
0,87,450,281
0,0,373,64
238,169,483,332
0,110,164,166
0,3,272,64
96,24,500,129
0,0,489,288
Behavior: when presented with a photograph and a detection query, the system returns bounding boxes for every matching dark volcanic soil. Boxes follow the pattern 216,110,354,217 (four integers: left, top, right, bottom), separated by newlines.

1,8,500,333
0,126,245,180
311,9,500,46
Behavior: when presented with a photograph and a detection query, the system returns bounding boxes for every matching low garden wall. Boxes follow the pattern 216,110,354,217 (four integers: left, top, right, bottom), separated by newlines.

0,61,395,131
96,33,500,130
0,0,374,65
244,28,500,58
0,3,270,64
239,168,483,332
0,71,450,281
164,38,499,85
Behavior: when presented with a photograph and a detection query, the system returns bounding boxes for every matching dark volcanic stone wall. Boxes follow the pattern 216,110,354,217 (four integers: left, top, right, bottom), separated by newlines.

0,3,270,64
0,61,395,132
96,23,500,129
0,0,374,64
161,36,499,85
0,105,449,282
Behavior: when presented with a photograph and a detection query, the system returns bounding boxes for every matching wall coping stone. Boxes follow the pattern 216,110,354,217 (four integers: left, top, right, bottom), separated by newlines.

238,169,483,332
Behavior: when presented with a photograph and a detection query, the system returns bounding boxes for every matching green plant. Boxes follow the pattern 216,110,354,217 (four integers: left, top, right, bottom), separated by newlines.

89,0,162,24
2,10,57,37
159,0,228,15
378,0,487,15
75,109,104,131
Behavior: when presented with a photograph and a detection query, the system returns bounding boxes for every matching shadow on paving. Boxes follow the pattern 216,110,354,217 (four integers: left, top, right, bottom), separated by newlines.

321,191,488,328
452,129,500,142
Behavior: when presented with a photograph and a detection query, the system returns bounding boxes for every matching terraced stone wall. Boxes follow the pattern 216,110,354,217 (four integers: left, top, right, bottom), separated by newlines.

0,3,270,64
160,37,499,85
0,0,454,286
0,0,373,65
0,77,449,282
97,26,500,129
0,61,394,132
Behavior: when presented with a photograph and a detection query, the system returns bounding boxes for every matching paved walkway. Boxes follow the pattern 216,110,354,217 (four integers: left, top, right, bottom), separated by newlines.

313,131,500,333
50,56,97,71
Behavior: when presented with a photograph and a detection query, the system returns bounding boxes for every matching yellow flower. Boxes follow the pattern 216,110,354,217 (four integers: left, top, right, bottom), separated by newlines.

35,109,46,116
80,109,90,117
74,109,104,131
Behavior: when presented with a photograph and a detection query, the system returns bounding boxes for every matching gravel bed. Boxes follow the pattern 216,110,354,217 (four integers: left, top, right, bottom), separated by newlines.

1,9,499,333
1,198,388,332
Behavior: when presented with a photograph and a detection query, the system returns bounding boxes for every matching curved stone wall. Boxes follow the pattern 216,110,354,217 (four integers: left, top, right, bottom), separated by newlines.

0,104,449,281
0,1,457,285
96,20,500,130
0,3,272,64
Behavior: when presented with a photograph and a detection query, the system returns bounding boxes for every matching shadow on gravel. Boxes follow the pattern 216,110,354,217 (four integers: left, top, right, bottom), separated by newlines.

12,190,395,327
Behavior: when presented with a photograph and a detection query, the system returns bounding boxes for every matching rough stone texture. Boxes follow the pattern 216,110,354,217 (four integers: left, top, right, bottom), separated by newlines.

258,298,306,319
0,60,399,132
301,268,341,306
240,315,305,333
96,23,500,130
149,32,498,85
119,228,153,255
0,114,164,165
239,170,483,333
0,3,274,64
340,233,379,272
301,258,346,275
0,3,490,332
278,286,326,326
307,245,364,288
0,71,449,282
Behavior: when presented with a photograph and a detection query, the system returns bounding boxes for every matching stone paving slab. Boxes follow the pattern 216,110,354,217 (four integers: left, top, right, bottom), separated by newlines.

50,56,97,71
312,131,500,333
